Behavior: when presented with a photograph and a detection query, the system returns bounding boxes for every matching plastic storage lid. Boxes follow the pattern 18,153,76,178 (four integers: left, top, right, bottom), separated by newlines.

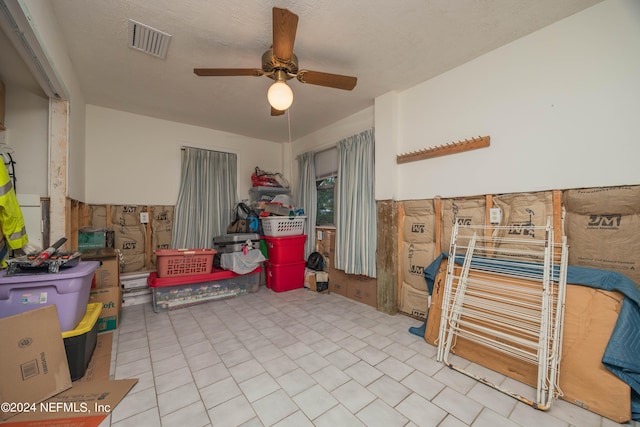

62,302,102,337
0,260,100,288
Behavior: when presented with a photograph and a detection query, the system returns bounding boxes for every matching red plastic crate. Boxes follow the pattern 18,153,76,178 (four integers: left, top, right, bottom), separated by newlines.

265,235,306,264
264,260,306,292
155,249,216,278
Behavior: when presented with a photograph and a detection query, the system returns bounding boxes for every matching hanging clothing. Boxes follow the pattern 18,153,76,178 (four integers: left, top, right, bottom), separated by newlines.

0,161,28,261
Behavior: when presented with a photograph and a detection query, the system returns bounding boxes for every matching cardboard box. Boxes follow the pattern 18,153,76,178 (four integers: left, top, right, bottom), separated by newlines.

307,271,329,293
317,228,376,306
329,267,377,308
0,306,72,422
82,248,120,289
328,268,348,296
346,277,377,307
1,309,137,425
4,379,138,426
89,286,122,332
315,228,335,269
78,227,115,252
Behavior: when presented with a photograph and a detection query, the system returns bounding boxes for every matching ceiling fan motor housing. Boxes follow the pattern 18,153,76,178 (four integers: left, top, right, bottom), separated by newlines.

262,49,298,79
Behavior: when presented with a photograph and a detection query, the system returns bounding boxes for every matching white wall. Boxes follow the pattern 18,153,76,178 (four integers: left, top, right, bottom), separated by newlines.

23,0,87,201
85,105,284,205
4,85,49,196
377,0,640,201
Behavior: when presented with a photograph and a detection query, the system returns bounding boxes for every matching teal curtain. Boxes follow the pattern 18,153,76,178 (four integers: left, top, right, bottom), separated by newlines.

335,128,377,277
172,147,237,248
296,152,317,259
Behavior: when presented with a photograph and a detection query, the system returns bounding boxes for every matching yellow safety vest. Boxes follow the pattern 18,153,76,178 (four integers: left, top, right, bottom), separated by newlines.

0,161,28,258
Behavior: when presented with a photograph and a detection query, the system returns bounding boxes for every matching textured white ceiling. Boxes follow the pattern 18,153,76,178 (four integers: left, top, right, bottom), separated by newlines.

4,0,603,142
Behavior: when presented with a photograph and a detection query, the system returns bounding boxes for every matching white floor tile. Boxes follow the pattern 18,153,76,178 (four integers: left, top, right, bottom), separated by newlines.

239,372,280,402
395,393,448,427
281,340,314,360
311,364,351,392
295,351,331,374
115,357,153,379
325,348,360,370
193,362,231,389
220,347,253,367
367,375,411,406
208,394,256,427
508,402,569,427
314,404,366,427
355,345,390,366
356,398,409,427
292,384,339,420
263,354,299,378
200,376,242,409
438,414,469,427
229,358,266,383
344,360,384,386
309,338,341,356
100,289,620,427
110,387,158,424
432,386,483,424
251,389,299,426
382,342,417,362
332,379,377,414
375,356,414,381
154,365,192,394
271,410,313,427
432,364,478,394
472,408,520,427
400,370,445,400
157,381,200,416
466,382,516,417
111,406,161,427
152,353,188,376
160,400,210,427
276,367,317,397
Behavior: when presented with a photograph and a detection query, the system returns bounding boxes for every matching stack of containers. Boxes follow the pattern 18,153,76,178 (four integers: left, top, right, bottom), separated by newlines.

0,261,101,380
262,216,307,292
149,248,262,311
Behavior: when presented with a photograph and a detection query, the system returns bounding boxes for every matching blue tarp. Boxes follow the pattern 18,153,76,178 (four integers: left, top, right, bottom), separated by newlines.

409,253,640,420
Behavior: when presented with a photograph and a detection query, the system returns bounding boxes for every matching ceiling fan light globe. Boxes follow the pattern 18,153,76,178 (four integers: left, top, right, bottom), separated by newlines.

267,81,293,110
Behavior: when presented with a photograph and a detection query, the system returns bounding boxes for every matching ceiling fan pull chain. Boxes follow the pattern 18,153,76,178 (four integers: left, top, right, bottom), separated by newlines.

287,109,292,144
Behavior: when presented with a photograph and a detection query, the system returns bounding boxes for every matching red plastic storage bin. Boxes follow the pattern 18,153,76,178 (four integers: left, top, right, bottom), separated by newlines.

148,267,261,312
265,235,306,264
265,261,306,292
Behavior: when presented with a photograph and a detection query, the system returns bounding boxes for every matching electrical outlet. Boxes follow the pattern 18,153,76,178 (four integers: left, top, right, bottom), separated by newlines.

140,212,149,224
489,208,502,224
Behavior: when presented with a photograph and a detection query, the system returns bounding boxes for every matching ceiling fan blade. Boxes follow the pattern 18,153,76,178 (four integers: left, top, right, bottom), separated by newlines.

194,68,264,77
272,7,298,61
296,70,357,91
271,106,285,116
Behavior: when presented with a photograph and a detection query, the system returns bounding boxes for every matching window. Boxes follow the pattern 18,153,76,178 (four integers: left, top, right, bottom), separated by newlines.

316,175,336,226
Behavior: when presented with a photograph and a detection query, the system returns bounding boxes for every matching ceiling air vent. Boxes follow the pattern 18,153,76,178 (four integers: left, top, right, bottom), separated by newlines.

128,19,172,59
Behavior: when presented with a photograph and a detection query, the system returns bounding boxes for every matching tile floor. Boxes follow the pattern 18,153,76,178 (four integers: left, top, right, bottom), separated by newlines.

99,286,637,427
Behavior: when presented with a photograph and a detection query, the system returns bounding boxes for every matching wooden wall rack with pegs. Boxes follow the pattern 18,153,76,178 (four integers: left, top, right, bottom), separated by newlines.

396,135,490,164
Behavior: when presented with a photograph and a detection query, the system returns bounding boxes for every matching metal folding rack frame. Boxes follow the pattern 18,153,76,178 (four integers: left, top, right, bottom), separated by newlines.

436,218,568,410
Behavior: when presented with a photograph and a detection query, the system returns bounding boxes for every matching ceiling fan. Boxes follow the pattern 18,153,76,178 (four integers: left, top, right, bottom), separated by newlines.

194,7,358,116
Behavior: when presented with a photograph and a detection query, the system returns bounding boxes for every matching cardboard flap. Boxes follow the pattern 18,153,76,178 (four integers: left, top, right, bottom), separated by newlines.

3,379,138,426
0,306,72,422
